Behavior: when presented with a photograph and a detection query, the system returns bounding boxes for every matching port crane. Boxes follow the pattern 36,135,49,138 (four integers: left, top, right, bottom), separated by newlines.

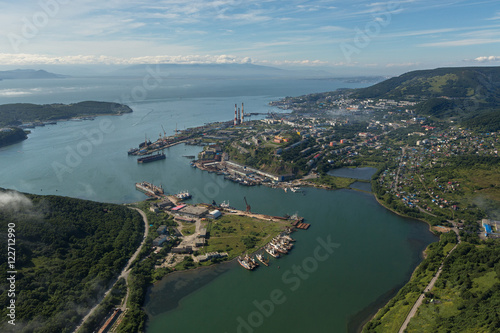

244,196,251,213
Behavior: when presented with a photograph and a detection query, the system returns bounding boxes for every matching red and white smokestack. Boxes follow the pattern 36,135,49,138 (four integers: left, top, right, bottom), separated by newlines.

238,108,241,125
234,104,238,126
241,102,244,123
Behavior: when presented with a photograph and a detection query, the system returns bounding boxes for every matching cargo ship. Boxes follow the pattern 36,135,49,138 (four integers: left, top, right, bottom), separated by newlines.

137,152,166,163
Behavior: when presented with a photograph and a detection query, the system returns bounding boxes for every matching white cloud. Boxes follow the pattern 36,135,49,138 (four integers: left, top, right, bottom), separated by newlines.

0,191,32,212
419,38,500,47
472,55,500,62
0,53,256,65
487,11,500,20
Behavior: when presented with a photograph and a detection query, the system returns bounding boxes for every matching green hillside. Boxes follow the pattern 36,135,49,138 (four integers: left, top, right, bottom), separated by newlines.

352,67,500,101
0,190,144,333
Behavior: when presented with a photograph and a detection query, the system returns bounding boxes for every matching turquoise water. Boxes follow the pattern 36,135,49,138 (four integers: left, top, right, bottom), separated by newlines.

0,77,437,332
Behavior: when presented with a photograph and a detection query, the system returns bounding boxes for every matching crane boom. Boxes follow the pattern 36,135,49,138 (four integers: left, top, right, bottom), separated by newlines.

244,196,251,213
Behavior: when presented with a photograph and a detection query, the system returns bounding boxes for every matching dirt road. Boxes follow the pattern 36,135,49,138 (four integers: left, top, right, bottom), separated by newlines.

72,207,149,333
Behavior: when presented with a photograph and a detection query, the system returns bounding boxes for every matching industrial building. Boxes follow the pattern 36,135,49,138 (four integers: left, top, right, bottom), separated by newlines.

153,235,168,247
209,210,222,219
176,205,208,218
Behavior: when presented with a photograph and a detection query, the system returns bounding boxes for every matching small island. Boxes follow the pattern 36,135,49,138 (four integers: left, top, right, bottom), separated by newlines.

0,101,132,147
0,127,28,148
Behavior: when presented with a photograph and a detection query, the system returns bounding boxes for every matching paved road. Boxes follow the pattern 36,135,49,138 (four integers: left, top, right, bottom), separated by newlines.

72,207,149,333
398,231,460,332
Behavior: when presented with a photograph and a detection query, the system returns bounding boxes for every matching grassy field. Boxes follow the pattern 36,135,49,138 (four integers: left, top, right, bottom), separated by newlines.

308,174,356,189
180,222,196,236
201,214,287,259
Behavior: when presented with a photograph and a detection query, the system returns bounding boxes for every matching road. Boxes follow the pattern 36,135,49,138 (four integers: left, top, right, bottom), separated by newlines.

398,228,460,333
72,207,149,333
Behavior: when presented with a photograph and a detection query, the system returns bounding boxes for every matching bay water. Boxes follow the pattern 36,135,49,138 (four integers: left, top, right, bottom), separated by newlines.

0,76,437,332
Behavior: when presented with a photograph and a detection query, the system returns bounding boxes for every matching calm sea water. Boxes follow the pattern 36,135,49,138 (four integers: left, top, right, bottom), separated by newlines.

0,76,437,332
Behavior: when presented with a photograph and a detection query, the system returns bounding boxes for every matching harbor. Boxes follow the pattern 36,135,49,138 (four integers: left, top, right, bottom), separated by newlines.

0,92,439,333
238,233,296,270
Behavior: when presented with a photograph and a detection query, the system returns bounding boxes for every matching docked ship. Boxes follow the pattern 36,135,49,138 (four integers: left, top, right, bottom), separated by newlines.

175,191,192,200
137,152,166,163
238,256,254,270
135,182,164,197
128,148,139,155
256,253,269,266
265,245,280,258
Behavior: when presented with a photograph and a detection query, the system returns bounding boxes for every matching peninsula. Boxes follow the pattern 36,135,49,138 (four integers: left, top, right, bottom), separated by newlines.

0,101,132,147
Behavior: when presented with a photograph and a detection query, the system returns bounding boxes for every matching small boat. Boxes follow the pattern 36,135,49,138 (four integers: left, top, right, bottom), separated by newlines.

128,148,139,155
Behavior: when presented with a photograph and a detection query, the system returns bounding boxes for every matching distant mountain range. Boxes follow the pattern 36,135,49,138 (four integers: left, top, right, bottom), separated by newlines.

113,63,336,78
0,69,68,80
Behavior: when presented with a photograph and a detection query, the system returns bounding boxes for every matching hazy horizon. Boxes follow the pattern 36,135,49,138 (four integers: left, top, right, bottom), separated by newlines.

1,1,499,76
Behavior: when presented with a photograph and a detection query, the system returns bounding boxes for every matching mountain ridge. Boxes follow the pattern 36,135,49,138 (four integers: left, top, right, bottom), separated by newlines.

0,69,69,80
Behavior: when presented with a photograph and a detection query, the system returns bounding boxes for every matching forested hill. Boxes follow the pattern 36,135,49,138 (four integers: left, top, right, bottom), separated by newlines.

0,101,133,126
0,190,144,333
352,66,500,101
0,127,27,147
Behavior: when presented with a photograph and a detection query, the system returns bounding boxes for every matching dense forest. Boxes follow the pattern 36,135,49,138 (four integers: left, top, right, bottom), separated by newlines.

0,190,144,333
0,101,132,126
0,127,28,147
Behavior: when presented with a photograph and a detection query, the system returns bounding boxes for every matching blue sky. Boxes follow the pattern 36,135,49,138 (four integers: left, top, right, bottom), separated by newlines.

1,0,499,75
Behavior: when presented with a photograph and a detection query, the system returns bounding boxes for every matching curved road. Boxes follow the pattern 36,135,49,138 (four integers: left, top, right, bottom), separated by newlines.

72,207,149,333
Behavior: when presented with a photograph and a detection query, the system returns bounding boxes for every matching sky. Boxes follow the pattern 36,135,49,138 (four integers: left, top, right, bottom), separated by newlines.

0,0,499,75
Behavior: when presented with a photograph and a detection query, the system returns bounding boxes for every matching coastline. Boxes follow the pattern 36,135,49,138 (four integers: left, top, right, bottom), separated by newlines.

355,188,438,332
0,110,130,148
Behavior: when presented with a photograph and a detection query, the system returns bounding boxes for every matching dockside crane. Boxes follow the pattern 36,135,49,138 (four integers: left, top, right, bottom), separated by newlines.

244,196,251,213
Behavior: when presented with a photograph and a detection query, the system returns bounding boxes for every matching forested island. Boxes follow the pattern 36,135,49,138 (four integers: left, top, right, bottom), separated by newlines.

0,101,132,127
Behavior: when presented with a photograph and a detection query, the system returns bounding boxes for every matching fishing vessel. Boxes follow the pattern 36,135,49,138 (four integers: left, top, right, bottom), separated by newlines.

265,245,280,258
238,256,256,270
256,253,269,266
